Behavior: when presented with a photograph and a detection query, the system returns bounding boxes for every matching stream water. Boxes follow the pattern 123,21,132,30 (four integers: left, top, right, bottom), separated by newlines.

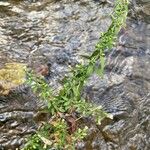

0,0,149,149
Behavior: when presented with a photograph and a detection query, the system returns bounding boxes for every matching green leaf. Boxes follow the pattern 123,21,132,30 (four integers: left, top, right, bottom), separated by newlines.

86,63,94,76
96,53,105,77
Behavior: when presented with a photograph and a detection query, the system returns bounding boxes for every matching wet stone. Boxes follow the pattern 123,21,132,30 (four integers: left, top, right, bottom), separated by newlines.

0,0,149,149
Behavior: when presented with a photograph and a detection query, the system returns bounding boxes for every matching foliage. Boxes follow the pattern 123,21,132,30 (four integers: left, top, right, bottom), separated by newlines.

23,0,129,150
23,119,89,150
88,0,129,76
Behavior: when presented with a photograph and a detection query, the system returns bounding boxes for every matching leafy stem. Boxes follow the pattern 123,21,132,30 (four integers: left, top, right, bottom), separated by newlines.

23,0,129,149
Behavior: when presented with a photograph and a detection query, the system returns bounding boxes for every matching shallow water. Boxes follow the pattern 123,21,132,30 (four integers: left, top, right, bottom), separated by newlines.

0,0,149,149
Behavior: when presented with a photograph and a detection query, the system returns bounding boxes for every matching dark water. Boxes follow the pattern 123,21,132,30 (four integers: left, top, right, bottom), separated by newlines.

0,0,149,149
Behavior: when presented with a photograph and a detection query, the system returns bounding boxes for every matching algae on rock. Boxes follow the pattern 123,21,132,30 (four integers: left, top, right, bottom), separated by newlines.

0,63,26,95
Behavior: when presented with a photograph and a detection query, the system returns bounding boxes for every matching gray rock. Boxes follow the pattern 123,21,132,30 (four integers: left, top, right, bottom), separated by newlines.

0,0,149,149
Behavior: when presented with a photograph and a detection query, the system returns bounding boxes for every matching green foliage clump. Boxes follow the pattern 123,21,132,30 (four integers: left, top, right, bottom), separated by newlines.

88,0,129,76
23,0,129,149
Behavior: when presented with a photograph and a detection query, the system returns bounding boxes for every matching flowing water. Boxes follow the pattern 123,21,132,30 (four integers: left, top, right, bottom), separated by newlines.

0,0,149,149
